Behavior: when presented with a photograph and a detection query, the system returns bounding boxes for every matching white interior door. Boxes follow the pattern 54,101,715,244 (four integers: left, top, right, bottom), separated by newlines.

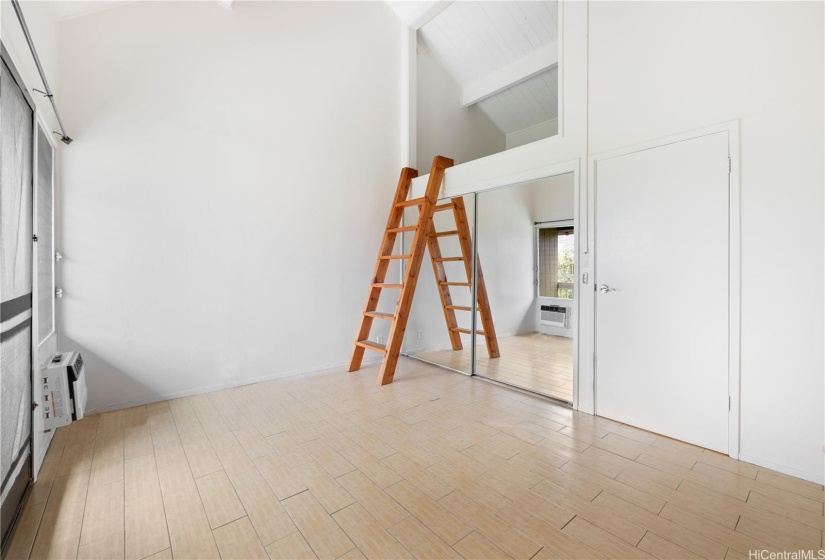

595,132,730,453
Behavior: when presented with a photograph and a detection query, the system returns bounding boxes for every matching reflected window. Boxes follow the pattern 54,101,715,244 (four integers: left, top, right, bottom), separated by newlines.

538,226,574,299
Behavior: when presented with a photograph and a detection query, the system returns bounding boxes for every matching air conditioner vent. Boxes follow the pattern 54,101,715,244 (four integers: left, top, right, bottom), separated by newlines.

540,305,567,328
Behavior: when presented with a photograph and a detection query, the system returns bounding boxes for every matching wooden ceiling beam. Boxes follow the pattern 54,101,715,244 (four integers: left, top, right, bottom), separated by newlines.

461,42,558,108
404,1,453,30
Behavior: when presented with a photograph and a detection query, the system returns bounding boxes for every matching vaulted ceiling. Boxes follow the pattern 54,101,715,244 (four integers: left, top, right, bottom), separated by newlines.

417,1,558,136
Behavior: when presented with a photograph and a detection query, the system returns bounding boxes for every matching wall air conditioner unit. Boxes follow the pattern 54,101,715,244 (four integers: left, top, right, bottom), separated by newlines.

540,305,568,328
41,351,87,430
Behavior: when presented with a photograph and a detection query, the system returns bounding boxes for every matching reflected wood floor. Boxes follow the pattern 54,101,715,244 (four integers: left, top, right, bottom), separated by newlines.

7,358,824,559
415,333,574,402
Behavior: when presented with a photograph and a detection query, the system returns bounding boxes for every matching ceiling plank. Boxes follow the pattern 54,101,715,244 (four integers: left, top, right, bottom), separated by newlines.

461,41,558,108
405,1,453,30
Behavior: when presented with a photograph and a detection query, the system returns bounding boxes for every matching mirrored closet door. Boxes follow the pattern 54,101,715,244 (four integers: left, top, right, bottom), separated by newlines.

474,175,576,403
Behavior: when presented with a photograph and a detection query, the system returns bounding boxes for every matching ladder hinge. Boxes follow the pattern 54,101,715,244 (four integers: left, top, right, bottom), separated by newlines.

32,235,38,242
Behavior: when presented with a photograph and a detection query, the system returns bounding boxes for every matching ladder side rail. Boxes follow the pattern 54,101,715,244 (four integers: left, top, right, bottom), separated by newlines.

451,197,501,359
425,217,463,351
379,156,454,384
349,167,418,372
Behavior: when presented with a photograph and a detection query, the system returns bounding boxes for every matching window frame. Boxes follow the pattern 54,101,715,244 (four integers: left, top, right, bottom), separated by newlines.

536,219,575,300
34,115,57,349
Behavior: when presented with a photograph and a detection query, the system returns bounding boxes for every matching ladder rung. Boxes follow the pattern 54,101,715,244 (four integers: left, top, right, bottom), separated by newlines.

446,305,471,311
387,225,417,233
379,254,412,260
434,257,464,262
372,283,403,289
439,282,471,286
364,311,394,320
451,328,487,336
395,197,425,208
431,230,459,237
355,340,387,353
434,203,454,212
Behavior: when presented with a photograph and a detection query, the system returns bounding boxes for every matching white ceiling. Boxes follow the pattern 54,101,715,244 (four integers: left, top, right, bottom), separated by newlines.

53,1,134,20
53,0,231,20
418,1,559,136
383,1,422,23
477,67,558,135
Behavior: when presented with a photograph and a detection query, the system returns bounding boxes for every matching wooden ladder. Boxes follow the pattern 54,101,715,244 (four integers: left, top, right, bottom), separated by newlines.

426,197,500,359
348,156,454,386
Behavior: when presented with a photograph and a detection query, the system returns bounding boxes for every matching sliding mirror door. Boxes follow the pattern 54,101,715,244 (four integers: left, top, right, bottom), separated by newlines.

403,194,477,374
475,174,576,403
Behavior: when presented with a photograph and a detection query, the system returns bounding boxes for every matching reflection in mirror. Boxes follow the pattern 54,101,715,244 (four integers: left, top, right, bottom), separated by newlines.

475,174,575,403
417,1,559,170
403,194,479,374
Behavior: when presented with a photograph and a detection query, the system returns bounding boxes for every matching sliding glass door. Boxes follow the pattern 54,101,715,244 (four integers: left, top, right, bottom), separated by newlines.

0,55,35,547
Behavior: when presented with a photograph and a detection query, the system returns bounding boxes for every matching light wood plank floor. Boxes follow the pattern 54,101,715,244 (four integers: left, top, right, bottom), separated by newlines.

7,358,823,559
415,333,574,402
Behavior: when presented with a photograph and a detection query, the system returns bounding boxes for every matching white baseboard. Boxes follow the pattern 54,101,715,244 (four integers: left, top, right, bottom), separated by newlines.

737,453,824,485
85,355,383,415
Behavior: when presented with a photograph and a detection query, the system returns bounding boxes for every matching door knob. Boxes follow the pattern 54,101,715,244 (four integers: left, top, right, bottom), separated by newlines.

599,284,617,293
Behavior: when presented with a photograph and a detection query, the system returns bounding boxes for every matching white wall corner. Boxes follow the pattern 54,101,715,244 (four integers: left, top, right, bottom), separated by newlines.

404,1,453,30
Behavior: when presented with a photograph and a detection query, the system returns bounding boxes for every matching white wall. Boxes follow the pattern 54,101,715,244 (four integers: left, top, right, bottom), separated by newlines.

588,0,824,484
476,186,536,338
57,1,402,412
416,44,505,171
531,174,574,225
506,119,558,151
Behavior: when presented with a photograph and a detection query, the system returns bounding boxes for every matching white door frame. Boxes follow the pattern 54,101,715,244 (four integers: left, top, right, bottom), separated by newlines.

587,121,741,459
32,111,58,475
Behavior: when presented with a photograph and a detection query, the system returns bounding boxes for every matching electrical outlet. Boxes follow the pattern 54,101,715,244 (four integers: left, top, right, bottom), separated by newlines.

417,330,423,339
376,335,383,344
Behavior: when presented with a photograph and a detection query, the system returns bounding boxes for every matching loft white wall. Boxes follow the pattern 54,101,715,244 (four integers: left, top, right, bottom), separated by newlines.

589,0,824,483
506,119,558,151
531,174,573,223
416,45,505,171
57,1,402,412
